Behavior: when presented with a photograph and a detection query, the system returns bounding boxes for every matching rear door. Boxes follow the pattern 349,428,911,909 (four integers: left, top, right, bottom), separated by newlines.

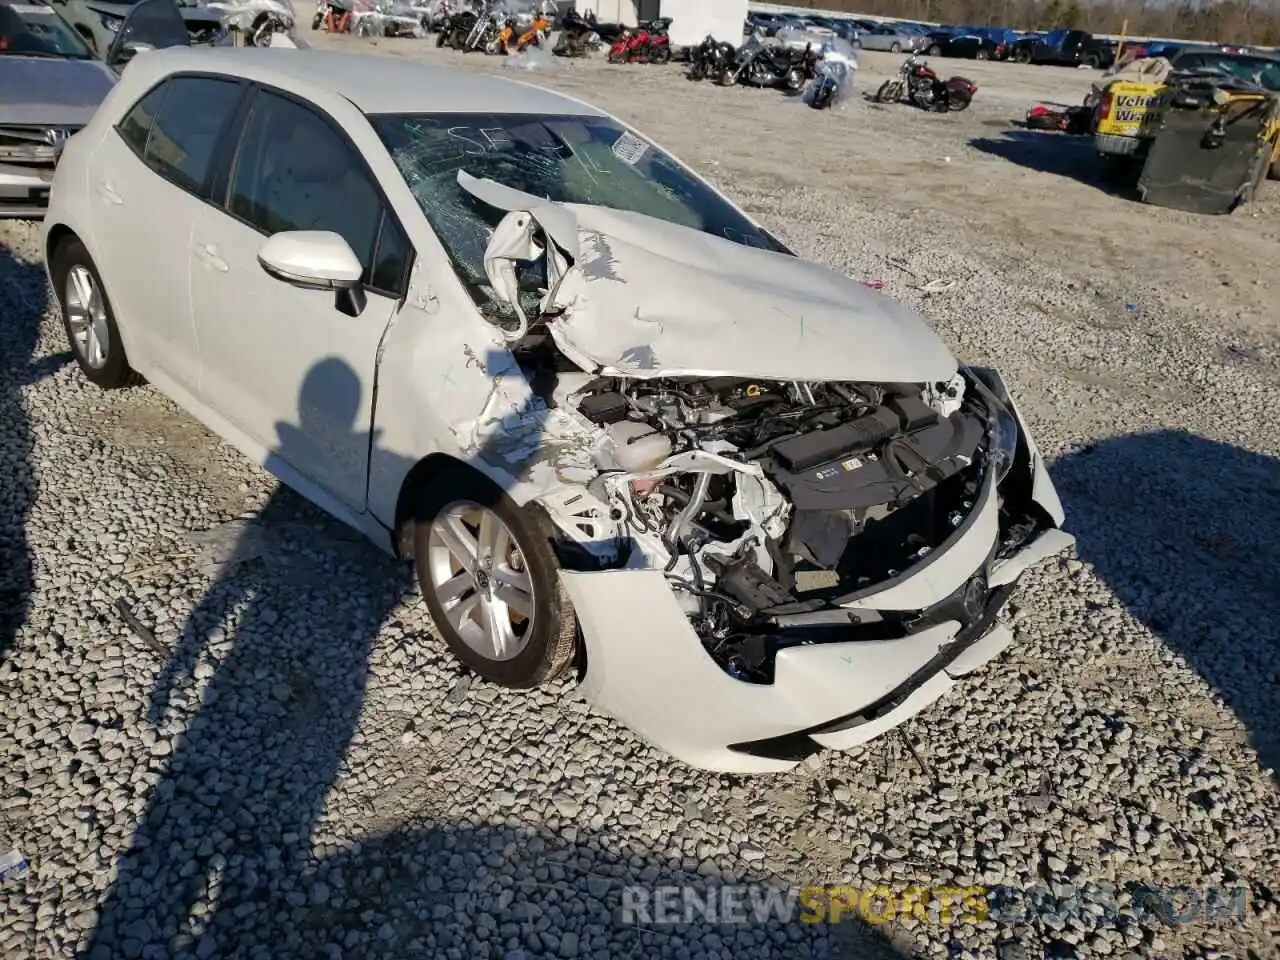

89,73,246,389
189,86,412,512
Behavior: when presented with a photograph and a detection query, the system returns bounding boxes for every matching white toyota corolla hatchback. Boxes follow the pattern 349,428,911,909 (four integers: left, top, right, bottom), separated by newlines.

43,47,1074,773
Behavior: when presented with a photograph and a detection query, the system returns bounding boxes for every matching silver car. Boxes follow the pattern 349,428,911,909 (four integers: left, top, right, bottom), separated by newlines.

853,20,923,54
0,0,188,217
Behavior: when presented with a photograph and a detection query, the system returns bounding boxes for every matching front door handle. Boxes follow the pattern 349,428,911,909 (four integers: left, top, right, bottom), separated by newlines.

194,243,229,273
95,182,123,205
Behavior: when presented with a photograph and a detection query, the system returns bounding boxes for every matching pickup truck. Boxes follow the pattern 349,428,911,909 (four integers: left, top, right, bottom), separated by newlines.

1093,49,1280,180
1010,28,1115,69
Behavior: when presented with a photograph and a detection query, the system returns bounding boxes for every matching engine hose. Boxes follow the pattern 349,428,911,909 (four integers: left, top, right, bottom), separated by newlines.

663,472,712,561
654,484,736,526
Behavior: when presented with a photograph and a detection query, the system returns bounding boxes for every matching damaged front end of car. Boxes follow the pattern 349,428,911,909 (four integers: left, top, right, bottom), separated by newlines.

453,170,1074,773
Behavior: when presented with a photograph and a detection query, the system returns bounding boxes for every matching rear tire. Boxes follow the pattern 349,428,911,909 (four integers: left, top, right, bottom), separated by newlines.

1014,46,1030,63
413,464,577,689
889,41,901,53
50,236,140,390
928,44,942,56
652,45,671,63
976,48,989,60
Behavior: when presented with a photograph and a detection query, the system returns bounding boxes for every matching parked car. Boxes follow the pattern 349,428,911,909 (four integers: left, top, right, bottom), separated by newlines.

43,44,1072,773
922,30,1003,60
48,0,223,53
1009,28,1115,69
0,0,188,217
850,20,921,53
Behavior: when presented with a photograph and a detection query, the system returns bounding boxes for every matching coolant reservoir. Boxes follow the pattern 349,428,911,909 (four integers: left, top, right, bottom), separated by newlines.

606,420,672,471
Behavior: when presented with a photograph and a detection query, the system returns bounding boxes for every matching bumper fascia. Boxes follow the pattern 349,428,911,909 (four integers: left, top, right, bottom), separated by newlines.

562,371,1073,774
0,163,55,219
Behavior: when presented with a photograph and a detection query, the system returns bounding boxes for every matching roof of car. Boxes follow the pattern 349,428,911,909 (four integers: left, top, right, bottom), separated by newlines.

137,48,606,117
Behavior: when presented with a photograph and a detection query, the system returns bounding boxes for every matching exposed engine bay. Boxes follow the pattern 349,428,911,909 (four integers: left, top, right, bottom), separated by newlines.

512,336,1032,684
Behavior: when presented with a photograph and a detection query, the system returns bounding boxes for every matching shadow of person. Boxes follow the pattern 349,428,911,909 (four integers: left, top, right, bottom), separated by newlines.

197,818,913,960
0,244,68,664
1050,429,1280,777
83,357,415,959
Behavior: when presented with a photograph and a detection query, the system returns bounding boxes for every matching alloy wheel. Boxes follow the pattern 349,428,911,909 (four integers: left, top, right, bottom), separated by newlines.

64,265,110,370
426,500,535,662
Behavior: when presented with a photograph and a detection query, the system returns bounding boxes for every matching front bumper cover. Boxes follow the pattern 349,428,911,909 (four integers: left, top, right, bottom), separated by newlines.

561,372,1073,773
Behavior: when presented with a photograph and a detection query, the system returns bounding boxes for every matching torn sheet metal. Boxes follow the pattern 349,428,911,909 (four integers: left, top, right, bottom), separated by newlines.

205,0,295,30
457,171,958,384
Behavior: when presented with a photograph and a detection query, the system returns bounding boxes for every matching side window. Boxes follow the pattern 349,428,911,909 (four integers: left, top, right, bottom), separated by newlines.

142,76,243,195
228,90,382,284
370,213,411,295
117,83,169,157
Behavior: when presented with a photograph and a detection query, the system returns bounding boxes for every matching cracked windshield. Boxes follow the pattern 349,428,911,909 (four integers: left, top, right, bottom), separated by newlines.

372,112,788,317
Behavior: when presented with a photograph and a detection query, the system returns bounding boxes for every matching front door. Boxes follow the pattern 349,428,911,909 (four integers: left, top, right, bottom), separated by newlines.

189,87,411,513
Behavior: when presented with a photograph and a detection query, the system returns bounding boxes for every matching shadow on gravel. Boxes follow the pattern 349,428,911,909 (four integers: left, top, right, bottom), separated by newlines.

0,245,64,664
1052,429,1280,777
969,130,1135,198
78,344,915,960
82,353,906,959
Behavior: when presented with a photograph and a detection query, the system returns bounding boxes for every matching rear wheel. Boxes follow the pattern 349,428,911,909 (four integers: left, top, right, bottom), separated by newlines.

652,44,671,63
975,48,989,60
928,43,942,56
413,465,577,688
50,236,140,389
1013,46,1030,63
889,41,900,53
1084,52,1100,68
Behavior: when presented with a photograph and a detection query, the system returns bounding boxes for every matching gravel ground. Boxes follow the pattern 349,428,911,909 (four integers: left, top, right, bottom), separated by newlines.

2,38,1280,960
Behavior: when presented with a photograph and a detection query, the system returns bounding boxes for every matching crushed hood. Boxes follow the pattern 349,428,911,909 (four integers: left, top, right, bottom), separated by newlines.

459,171,958,384
0,59,115,127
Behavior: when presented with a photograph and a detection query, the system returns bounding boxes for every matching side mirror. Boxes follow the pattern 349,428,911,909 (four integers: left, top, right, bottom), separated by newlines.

258,230,367,316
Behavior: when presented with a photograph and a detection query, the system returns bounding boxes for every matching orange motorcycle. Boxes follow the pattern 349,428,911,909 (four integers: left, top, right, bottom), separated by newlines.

516,12,549,51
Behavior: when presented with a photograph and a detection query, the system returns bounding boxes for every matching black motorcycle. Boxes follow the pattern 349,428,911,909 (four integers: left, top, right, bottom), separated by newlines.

719,37,817,92
552,7,597,57
436,8,477,48
688,35,735,81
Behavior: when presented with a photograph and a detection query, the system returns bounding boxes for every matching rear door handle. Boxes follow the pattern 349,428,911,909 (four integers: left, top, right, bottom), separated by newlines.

194,243,229,273
95,182,123,205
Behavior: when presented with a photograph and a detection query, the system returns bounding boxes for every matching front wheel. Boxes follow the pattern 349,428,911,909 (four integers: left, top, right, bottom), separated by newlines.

436,29,447,46
783,67,805,91
51,236,140,389
652,44,671,63
607,48,625,63
889,41,900,53
1013,47,1030,63
413,465,577,688
975,48,989,60
874,79,901,102
1268,156,1280,181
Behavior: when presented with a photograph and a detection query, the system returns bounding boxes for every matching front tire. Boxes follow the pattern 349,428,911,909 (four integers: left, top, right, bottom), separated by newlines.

50,236,139,389
874,79,900,102
975,48,989,60
889,41,901,53
413,465,577,688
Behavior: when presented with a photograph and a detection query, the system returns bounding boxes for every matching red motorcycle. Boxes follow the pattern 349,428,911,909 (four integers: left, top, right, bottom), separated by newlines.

607,16,671,64
873,55,977,112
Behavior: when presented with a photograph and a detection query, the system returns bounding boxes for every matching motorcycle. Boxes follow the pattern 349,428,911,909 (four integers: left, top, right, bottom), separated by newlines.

435,7,475,47
873,55,977,112
718,34,818,92
551,7,599,57
312,0,353,32
607,16,671,64
515,10,549,51
461,7,501,51
688,34,735,81
802,39,857,109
